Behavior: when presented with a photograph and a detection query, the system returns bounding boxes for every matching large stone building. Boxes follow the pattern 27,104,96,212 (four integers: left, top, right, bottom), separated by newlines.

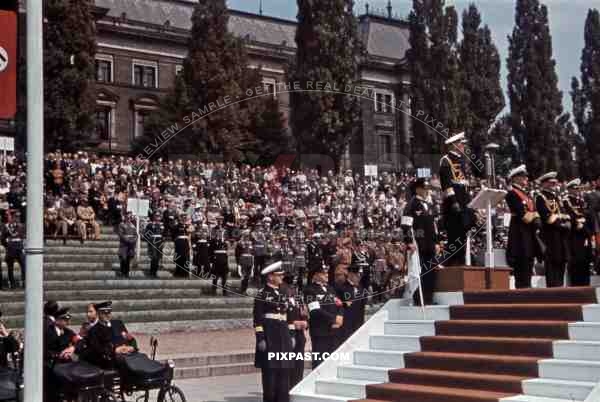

5,0,413,171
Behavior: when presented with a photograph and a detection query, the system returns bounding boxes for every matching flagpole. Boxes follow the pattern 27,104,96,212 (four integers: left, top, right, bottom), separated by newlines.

24,0,45,400
410,227,426,319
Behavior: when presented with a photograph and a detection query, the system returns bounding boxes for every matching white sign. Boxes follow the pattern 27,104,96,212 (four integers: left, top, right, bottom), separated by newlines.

364,164,378,177
0,136,14,151
417,168,431,178
127,198,150,217
0,47,8,73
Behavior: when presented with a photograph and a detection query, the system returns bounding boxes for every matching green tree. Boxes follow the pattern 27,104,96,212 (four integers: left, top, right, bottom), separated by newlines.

44,0,96,151
459,4,505,167
572,9,600,177
507,0,564,177
289,0,363,170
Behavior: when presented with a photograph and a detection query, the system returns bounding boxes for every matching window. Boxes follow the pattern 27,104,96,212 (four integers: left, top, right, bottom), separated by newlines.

132,60,158,88
134,110,150,138
94,108,111,141
374,90,395,114
95,54,113,83
378,135,392,161
262,77,277,98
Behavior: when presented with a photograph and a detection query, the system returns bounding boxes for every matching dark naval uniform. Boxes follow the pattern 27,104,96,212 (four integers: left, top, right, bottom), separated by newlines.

1,220,26,288
505,184,541,288
306,237,324,284
236,236,254,294
564,192,592,286
283,284,307,389
439,151,472,266
252,228,269,279
173,220,191,278
192,225,211,276
536,188,571,287
402,191,438,305
303,273,343,369
334,277,366,348
210,227,229,295
144,219,164,277
254,283,293,402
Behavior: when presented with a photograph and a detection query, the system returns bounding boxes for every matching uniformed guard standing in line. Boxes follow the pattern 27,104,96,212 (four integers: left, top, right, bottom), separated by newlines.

118,212,138,278
535,172,571,287
334,268,366,347
1,210,26,289
253,261,294,402
402,178,438,305
210,224,229,296
564,178,593,286
173,213,191,278
236,229,254,295
303,264,343,369
439,132,473,266
281,265,308,389
192,223,211,276
306,233,324,284
505,165,542,288
252,222,269,281
144,211,164,278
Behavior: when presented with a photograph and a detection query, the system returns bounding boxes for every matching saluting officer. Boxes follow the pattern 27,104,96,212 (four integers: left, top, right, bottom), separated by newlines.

535,172,571,287
564,178,593,286
402,178,438,305
439,132,473,266
303,264,343,369
118,212,138,278
505,165,542,288
144,211,164,278
254,262,294,402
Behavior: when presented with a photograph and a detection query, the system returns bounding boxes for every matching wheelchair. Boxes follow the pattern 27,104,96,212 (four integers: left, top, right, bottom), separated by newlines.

55,337,186,402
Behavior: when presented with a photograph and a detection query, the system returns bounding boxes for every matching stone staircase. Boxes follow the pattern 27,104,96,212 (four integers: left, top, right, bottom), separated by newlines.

291,287,600,402
0,225,251,332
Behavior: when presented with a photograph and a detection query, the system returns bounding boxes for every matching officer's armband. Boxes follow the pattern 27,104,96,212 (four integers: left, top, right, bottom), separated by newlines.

255,326,264,333
401,216,413,227
308,301,320,311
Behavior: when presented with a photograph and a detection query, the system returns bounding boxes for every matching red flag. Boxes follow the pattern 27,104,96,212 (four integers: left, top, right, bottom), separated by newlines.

0,10,17,119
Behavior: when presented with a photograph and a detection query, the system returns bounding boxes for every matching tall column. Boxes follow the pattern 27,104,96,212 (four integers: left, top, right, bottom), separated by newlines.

24,0,45,401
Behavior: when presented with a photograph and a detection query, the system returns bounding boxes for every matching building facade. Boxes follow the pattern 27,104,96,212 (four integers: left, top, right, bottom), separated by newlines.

4,0,412,171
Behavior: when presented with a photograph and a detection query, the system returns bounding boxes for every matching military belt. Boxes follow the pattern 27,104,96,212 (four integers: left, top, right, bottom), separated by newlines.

264,313,287,321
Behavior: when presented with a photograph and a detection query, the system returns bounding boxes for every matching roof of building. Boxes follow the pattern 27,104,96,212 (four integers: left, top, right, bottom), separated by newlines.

94,0,408,61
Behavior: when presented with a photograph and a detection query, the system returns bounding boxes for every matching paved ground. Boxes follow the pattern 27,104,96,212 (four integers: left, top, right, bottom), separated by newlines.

173,373,263,402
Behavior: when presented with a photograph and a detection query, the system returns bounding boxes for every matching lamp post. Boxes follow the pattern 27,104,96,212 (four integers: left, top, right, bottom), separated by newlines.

24,0,45,401
483,142,500,268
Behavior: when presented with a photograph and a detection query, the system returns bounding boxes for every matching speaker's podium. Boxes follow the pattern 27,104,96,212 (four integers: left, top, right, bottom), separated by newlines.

434,187,512,295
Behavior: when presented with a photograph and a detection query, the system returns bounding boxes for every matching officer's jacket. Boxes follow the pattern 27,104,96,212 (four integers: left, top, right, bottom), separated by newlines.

303,282,343,338
439,151,469,207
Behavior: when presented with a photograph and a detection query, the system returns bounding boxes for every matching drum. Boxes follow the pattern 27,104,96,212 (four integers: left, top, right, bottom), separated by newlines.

240,253,253,267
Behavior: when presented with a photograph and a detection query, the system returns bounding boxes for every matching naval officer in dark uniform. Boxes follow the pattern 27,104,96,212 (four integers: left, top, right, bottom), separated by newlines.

564,178,593,286
254,261,294,402
144,211,164,278
535,172,571,287
303,264,343,369
505,165,542,288
402,178,438,305
439,132,473,266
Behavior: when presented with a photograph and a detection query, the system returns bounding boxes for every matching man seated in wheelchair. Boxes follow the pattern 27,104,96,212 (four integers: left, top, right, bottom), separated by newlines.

80,301,170,387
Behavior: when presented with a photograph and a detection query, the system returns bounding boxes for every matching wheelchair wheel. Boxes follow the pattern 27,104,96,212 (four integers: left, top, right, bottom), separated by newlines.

156,385,186,402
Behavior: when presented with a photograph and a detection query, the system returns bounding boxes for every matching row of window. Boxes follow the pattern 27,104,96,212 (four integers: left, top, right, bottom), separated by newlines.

94,108,150,142
95,55,161,89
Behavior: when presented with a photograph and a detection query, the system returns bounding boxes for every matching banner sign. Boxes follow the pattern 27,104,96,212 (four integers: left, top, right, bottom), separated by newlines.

364,164,378,177
0,11,17,119
0,136,14,151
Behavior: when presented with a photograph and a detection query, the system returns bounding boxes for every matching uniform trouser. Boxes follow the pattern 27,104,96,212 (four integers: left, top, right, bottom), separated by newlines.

511,258,534,289
310,334,336,369
212,264,228,295
78,220,100,240
445,211,467,266
296,267,305,291
261,366,290,402
415,252,436,305
195,255,210,276
569,258,591,286
4,253,25,287
120,255,132,277
290,334,306,388
240,264,253,293
174,239,190,277
254,256,266,281
545,259,566,287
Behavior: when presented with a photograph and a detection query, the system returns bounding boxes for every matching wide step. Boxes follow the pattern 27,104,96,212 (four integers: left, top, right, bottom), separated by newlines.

389,368,525,394
362,382,515,402
435,320,570,339
449,304,584,322
403,352,539,377
420,336,554,357
463,287,597,305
